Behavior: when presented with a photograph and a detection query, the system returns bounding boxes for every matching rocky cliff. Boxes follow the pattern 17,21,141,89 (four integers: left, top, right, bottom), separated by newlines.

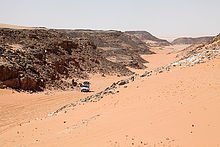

125,31,171,46
172,36,214,45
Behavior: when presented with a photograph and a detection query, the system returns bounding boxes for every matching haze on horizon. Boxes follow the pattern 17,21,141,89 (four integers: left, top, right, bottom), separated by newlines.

0,0,219,41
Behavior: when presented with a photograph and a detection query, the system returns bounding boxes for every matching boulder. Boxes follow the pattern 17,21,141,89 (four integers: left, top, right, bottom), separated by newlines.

118,80,129,85
72,79,77,86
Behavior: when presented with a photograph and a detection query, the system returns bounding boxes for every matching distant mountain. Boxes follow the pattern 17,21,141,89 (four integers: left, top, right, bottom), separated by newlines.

172,36,214,45
125,31,171,46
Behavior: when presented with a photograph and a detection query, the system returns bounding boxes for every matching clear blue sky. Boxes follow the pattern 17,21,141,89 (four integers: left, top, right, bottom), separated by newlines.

0,0,219,40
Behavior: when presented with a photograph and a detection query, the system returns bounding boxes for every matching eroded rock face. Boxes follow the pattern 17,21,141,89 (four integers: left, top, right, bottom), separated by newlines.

20,77,44,91
3,78,20,89
0,65,19,81
0,65,45,91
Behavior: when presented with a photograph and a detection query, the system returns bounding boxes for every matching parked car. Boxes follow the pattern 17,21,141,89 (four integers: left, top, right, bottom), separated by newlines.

81,81,90,92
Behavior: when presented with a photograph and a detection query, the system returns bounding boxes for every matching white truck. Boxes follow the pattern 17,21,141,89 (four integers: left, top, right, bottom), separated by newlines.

81,81,90,92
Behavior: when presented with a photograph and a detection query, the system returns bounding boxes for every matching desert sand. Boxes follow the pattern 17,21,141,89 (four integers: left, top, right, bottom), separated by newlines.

0,74,125,133
0,45,220,147
142,45,190,70
0,23,46,30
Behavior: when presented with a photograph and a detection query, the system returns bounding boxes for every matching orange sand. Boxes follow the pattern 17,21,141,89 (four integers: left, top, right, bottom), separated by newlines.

0,23,46,30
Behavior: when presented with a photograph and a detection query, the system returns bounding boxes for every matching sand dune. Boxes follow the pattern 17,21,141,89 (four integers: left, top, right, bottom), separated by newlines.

0,23,46,30
0,44,219,146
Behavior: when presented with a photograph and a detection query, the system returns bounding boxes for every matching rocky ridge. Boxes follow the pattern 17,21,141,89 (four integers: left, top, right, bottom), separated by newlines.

176,34,220,58
58,29,154,69
125,31,171,46
0,28,133,91
172,36,214,45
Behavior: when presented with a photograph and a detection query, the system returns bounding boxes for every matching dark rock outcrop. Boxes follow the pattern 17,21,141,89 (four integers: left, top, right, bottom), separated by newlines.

125,31,171,46
3,78,20,89
0,28,133,91
172,36,214,45
0,65,19,81
0,64,44,91
58,29,154,69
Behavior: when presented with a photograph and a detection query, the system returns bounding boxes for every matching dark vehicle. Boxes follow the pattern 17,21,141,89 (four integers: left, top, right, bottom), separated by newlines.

81,81,90,92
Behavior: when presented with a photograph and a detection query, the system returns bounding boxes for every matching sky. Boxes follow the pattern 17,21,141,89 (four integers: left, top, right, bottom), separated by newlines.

0,0,219,40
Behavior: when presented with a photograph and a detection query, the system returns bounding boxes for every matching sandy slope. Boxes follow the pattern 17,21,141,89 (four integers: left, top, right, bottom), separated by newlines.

0,75,125,133
129,44,190,74
0,23,46,29
0,45,220,147
142,45,190,70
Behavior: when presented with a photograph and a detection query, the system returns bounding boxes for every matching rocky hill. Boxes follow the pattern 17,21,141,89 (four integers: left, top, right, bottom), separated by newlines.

172,36,214,45
58,29,154,69
125,31,171,46
0,28,134,91
180,34,219,59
